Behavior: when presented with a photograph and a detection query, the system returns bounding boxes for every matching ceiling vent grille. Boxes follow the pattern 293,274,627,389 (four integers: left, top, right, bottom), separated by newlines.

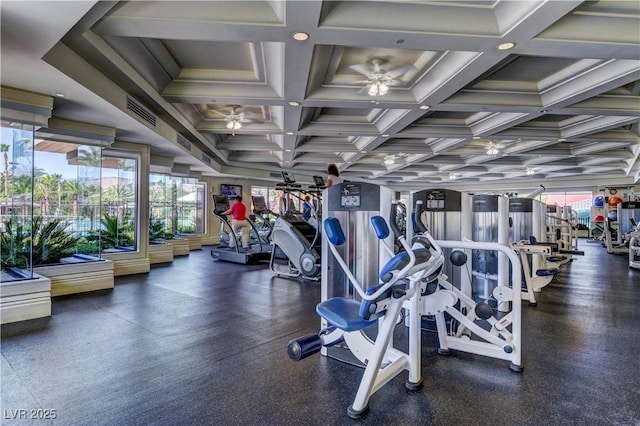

269,171,282,178
176,134,192,151
126,96,156,127
201,153,211,165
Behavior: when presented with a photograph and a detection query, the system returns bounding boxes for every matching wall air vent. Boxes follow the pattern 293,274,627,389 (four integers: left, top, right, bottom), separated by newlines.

202,153,211,165
269,172,282,178
126,96,156,127
176,134,192,151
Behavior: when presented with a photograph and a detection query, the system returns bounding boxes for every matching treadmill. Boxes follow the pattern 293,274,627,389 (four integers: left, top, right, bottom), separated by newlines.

210,195,270,264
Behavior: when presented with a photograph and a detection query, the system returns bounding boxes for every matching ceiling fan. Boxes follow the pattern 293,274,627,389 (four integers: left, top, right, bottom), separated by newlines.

210,105,264,136
350,58,415,103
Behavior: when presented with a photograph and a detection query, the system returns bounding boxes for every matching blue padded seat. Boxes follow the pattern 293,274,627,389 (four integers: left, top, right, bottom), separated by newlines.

547,256,566,263
536,268,560,277
316,298,378,332
379,248,431,283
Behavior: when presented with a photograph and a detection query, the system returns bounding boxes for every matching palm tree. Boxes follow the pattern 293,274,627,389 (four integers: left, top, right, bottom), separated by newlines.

1,144,9,195
35,174,60,215
77,146,102,167
63,180,79,216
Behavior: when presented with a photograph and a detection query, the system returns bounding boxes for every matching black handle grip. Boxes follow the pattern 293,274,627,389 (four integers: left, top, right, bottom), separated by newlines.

414,200,428,233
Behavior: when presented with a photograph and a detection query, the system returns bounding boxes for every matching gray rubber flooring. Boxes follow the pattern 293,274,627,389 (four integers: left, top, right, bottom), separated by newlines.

2,241,639,425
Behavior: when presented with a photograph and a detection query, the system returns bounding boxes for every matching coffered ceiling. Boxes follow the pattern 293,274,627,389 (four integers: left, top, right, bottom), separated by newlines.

2,1,639,191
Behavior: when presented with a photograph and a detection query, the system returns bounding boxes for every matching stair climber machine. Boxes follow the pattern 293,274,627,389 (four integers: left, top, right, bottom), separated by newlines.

210,195,271,264
304,175,326,230
269,174,322,280
250,195,275,250
287,194,524,419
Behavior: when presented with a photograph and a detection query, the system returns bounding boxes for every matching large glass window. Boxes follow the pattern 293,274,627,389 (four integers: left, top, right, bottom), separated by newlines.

1,121,35,281
542,191,593,227
149,174,205,239
175,178,205,235
251,186,304,215
101,150,138,251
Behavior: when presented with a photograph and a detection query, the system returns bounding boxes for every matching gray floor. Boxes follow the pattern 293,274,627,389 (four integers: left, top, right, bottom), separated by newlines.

2,242,639,425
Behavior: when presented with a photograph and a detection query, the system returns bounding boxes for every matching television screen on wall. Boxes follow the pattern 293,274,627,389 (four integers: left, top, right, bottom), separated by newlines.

220,184,242,198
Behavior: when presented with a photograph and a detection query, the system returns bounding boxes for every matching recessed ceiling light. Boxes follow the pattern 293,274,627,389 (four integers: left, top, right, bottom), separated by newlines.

472,136,481,140
432,151,439,155
539,109,551,113
292,32,309,41
360,151,367,154
558,138,566,142
497,42,515,50
288,101,300,107
419,105,430,110
285,149,292,152
286,131,294,135
382,134,389,137
55,93,65,98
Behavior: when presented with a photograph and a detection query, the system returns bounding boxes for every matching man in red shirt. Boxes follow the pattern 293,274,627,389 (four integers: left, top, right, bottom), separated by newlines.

221,196,251,249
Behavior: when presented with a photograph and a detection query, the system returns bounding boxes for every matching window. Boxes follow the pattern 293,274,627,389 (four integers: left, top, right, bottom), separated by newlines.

0,121,35,281
101,150,138,251
149,174,205,239
542,192,593,227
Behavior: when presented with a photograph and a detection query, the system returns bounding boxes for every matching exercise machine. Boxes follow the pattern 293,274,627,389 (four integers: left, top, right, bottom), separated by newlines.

412,200,524,371
470,194,510,311
629,218,640,269
289,204,525,419
288,214,444,418
320,181,394,364
509,197,568,297
408,189,472,299
250,195,275,247
269,212,321,280
210,195,270,264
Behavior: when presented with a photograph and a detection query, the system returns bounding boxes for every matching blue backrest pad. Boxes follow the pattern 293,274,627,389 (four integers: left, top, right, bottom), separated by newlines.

324,217,346,246
370,216,390,240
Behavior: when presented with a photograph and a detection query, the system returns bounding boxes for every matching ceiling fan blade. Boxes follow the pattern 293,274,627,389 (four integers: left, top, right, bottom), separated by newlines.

244,119,265,125
350,64,372,76
385,64,415,79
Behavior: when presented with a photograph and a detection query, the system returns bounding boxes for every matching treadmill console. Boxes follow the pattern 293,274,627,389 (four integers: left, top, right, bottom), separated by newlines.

252,196,269,213
213,195,230,214
312,175,325,188
282,172,296,184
